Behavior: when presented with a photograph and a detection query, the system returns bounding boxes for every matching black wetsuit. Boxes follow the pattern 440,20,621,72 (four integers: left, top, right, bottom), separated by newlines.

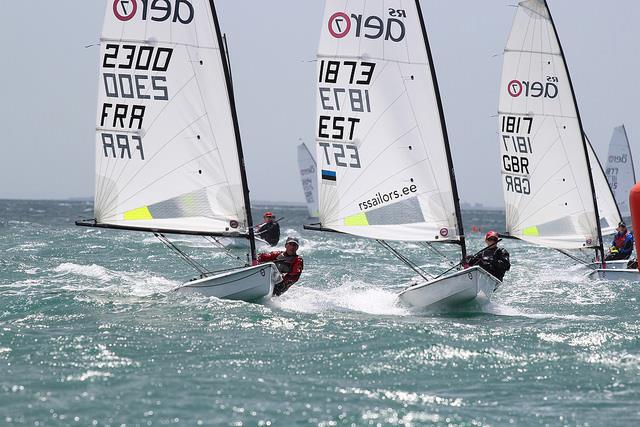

467,246,511,281
257,221,280,246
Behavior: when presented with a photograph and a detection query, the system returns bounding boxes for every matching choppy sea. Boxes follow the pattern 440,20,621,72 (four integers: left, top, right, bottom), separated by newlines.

1,200,638,426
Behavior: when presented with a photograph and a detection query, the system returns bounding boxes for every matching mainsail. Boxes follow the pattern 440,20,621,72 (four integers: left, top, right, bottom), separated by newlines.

498,0,604,252
586,136,621,236
605,125,636,218
90,0,252,239
297,143,320,218
315,0,463,244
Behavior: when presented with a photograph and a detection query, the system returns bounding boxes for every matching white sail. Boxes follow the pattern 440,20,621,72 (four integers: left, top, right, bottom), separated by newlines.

586,137,621,236
297,143,319,218
498,0,601,249
316,0,460,242
605,125,636,218
93,0,247,235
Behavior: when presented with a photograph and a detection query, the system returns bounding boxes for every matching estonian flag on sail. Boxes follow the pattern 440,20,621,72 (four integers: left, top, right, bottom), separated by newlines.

321,170,337,183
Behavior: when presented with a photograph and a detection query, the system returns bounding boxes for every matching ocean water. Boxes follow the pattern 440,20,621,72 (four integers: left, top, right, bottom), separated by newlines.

1,200,638,426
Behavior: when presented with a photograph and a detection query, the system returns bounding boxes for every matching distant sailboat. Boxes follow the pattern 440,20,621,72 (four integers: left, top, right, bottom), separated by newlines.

586,135,622,238
498,0,628,276
76,0,277,301
297,142,319,218
306,0,501,308
605,125,636,218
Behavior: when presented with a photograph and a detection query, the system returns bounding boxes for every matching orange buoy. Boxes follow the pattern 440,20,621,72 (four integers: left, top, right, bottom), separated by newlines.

630,182,640,271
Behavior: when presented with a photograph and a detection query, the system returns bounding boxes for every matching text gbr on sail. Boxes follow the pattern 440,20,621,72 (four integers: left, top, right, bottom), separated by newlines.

328,9,406,42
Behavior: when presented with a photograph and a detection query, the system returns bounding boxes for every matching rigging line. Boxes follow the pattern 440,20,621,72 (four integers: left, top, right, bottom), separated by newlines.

376,240,434,281
204,236,246,264
421,242,456,266
155,233,209,276
555,248,596,269
157,233,207,274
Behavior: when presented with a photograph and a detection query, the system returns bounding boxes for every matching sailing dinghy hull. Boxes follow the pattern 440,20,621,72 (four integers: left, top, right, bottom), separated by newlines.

398,266,501,309
586,260,631,270
174,263,277,302
587,268,640,281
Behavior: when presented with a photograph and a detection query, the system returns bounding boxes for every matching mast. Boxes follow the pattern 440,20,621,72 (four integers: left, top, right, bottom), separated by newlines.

415,0,466,259
622,125,637,182
544,0,605,263
209,0,257,263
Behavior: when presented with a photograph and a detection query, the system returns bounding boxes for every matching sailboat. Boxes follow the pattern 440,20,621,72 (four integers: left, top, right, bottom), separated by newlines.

605,125,636,219
297,142,319,218
305,0,501,308
497,0,633,278
76,0,278,301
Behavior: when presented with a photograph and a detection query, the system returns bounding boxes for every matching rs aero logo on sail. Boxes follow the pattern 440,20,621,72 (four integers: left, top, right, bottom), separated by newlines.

112,0,194,24
507,76,559,99
328,9,407,42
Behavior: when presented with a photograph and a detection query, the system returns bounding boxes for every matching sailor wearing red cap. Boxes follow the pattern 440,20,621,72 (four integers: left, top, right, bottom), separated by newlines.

256,212,280,246
465,231,511,281
257,236,304,296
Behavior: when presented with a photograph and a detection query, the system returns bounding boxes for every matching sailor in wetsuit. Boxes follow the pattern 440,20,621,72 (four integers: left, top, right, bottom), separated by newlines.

605,221,634,261
256,212,280,246
257,236,304,296
465,231,511,281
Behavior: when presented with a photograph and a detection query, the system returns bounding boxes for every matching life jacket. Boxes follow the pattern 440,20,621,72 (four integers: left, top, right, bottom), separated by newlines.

614,232,629,249
274,253,298,274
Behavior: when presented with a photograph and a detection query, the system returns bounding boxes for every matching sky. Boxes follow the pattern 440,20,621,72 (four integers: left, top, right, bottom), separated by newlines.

0,1,638,208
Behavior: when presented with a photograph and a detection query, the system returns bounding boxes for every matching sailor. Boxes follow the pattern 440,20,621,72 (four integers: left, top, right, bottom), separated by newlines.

257,236,304,296
605,221,634,261
465,231,511,281
256,212,280,246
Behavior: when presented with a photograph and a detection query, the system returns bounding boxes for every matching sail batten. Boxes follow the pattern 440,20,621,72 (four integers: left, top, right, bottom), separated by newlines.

92,0,248,236
314,0,461,243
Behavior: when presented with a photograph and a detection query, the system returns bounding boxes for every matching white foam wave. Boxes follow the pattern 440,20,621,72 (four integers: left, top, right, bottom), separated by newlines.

52,262,178,296
270,276,410,316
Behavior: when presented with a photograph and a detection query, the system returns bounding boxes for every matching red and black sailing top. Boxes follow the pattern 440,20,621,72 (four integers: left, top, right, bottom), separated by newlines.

257,251,304,286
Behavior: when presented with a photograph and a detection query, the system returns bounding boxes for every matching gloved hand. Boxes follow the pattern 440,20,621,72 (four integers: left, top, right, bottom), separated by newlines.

609,246,619,254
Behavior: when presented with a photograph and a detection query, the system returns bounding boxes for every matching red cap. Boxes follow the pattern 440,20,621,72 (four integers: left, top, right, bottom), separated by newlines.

263,212,274,218
485,230,499,241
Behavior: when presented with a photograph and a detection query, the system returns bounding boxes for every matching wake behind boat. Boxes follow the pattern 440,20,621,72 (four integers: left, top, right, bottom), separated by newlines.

305,0,502,309
76,0,278,301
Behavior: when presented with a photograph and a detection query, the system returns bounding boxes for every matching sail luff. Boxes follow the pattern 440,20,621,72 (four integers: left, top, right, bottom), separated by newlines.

208,0,257,263
543,0,605,261
414,0,465,258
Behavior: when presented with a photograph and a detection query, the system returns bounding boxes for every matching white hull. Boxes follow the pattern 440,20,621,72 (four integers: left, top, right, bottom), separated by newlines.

174,263,277,302
586,260,632,270
217,237,272,250
587,268,640,281
398,266,501,309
